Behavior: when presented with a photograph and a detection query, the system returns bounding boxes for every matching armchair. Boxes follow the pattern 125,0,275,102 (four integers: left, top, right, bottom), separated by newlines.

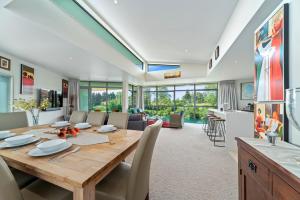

169,112,184,128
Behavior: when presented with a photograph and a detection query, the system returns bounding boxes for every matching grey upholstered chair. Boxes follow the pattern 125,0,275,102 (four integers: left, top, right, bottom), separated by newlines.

69,111,87,124
107,112,129,129
86,112,106,126
0,112,28,131
0,112,36,189
95,120,163,200
0,156,72,200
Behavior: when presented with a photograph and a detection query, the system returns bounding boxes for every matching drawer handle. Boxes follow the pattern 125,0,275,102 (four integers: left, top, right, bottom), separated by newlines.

248,160,257,173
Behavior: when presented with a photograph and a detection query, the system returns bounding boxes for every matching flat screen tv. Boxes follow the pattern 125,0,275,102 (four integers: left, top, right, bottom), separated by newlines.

38,89,62,109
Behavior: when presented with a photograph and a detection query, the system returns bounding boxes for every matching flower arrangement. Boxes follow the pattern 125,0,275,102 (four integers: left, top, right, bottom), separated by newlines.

14,98,49,125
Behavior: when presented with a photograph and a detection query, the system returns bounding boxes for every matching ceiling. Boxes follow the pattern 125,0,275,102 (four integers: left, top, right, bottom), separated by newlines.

0,7,123,81
0,0,145,84
84,0,238,64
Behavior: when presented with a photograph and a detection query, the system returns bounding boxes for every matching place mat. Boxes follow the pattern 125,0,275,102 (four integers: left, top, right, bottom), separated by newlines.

65,132,109,145
23,129,109,145
23,128,58,140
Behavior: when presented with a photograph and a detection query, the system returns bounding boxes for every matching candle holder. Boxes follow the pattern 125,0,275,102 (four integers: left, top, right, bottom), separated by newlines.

286,88,300,131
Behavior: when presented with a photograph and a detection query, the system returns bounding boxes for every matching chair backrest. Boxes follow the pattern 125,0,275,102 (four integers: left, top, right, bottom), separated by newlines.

107,112,129,129
86,112,106,126
126,120,162,200
0,112,28,131
69,111,87,124
0,157,23,200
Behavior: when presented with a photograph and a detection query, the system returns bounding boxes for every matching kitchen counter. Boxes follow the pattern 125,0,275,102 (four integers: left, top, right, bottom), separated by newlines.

208,109,254,151
237,137,300,179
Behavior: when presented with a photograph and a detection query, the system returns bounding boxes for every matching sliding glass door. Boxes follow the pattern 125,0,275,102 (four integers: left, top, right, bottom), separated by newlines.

0,75,10,112
143,83,218,124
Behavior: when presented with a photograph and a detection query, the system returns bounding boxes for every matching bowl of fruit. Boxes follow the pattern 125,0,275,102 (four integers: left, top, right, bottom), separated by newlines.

57,127,80,139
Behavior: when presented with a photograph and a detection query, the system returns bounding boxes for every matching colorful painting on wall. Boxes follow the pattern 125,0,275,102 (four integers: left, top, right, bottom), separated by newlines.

241,82,254,100
254,103,285,140
20,64,34,95
62,79,69,98
254,5,288,102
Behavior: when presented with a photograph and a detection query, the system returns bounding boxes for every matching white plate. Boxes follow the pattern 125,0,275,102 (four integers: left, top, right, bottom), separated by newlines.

74,124,92,129
103,124,114,128
55,121,68,125
37,139,67,153
51,123,70,128
5,134,34,145
0,137,40,149
0,130,11,137
97,127,117,133
28,142,72,157
0,133,16,140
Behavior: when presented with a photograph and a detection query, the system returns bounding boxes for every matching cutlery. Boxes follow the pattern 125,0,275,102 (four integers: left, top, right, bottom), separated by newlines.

49,146,80,161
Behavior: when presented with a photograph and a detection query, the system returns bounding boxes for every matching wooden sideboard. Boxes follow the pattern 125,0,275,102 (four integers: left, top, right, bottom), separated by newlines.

236,138,300,200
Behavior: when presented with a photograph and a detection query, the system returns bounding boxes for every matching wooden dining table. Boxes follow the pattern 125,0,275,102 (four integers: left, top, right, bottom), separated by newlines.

0,125,143,200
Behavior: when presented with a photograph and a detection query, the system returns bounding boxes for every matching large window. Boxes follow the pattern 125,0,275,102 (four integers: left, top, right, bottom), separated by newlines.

143,83,218,123
128,84,137,108
79,81,122,112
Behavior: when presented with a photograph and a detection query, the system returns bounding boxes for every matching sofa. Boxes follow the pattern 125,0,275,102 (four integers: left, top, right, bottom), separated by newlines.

127,114,147,131
103,113,147,131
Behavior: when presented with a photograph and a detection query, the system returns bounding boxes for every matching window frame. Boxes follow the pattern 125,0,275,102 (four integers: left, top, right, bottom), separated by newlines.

143,83,218,123
79,81,123,112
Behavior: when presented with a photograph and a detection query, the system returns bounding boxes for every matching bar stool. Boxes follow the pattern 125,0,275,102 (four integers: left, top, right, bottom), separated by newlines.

207,115,219,139
212,118,226,147
203,114,213,132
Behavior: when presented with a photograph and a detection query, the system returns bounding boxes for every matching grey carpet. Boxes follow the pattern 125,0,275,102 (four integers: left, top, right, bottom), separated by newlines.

148,123,238,200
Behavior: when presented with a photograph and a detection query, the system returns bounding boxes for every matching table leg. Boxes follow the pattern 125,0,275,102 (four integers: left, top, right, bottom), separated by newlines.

73,182,95,200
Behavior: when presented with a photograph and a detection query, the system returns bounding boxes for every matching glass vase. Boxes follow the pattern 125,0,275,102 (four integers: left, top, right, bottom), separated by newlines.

286,88,300,131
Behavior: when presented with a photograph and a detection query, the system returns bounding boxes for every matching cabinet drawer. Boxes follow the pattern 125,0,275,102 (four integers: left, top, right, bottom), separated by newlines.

240,148,270,189
273,174,300,200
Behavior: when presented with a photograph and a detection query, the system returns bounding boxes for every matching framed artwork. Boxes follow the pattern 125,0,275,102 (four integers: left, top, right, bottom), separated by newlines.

62,79,69,98
208,59,212,69
241,82,254,100
254,103,288,141
254,4,289,102
0,56,11,71
215,46,219,60
20,64,35,95
164,71,181,79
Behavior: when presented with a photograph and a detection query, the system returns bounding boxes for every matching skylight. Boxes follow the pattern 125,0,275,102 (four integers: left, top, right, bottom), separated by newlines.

148,64,180,72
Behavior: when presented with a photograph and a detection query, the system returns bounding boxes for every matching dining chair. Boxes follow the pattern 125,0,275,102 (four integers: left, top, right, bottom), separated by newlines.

0,112,28,131
0,112,37,189
107,112,129,129
0,156,72,200
86,112,106,126
95,120,163,200
69,111,87,124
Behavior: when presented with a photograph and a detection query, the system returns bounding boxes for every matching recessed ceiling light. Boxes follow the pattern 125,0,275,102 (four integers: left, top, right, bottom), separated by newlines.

69,57,73,60
113,0,118,4
234,60,238,64
184,49,189,53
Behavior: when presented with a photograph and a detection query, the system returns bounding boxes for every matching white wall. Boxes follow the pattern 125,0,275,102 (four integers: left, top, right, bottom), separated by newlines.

288,0,300,145
235,79,254,110
208,0,266,74
0,51,66,108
